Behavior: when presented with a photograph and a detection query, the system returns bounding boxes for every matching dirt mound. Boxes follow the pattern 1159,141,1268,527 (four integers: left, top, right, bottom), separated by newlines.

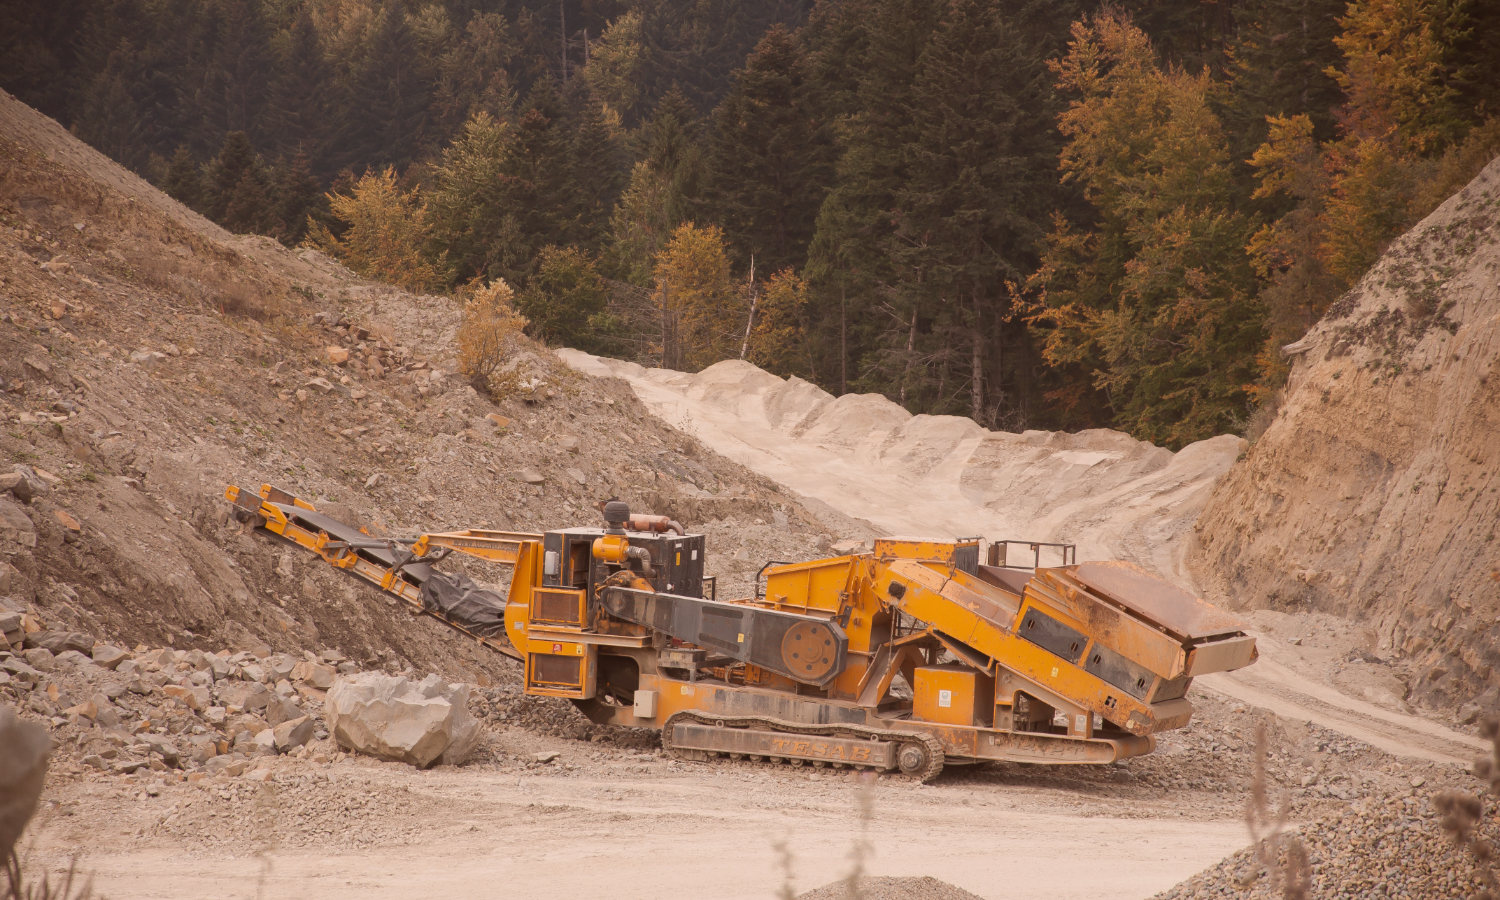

0,85,829,696
1191,156,1500,716
797,876,986,900
559,352,1244,585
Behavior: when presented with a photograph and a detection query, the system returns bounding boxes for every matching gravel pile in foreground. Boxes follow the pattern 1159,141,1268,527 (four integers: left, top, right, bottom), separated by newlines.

798,876,986,900
1155,789,1497,900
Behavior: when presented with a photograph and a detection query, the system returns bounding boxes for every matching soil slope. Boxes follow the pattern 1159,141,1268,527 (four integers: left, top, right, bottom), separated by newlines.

0,85,832,680
1192,156,1500,716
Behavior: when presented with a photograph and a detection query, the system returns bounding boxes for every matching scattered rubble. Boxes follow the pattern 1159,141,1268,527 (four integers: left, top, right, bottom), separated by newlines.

1155,790,1499,899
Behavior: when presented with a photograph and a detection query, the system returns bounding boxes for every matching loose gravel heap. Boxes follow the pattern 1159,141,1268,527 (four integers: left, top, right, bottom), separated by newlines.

798,876,986,900
1154,789,1498,900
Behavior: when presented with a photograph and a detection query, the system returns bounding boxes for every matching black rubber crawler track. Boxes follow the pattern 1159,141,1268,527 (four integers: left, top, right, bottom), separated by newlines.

661,711,946,783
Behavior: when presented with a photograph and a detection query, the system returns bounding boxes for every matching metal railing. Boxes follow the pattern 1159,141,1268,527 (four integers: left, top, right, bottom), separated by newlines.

987,540,1077,570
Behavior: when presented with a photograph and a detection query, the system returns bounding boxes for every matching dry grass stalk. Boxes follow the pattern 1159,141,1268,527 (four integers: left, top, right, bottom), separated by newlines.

1244,718,1311,898
773,839,797,900
841,773,876,900
5,854,92,900
1434,715,1500,900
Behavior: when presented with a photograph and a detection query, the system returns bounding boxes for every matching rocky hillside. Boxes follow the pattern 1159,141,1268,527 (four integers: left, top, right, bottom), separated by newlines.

0,87,841,688
1192,156,1500,716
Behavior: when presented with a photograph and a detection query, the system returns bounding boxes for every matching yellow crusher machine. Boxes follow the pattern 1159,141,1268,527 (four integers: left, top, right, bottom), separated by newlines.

226,484,1258,781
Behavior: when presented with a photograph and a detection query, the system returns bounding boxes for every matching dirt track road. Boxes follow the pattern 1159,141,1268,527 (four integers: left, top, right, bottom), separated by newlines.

40,758,1247,900
1199,638,1486,767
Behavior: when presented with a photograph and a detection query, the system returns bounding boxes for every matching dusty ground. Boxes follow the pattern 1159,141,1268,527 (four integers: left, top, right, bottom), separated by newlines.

14,629,1482,900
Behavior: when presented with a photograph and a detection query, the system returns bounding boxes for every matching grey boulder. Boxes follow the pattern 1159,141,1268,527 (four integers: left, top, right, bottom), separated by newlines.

324,672,479,768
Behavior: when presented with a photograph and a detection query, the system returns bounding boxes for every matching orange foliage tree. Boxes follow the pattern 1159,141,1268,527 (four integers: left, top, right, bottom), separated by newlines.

305,167,449,294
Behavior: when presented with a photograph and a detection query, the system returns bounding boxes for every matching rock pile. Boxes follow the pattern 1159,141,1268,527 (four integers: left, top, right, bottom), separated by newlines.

1153,789,1498,899
325,671,479,767
0,624,487,781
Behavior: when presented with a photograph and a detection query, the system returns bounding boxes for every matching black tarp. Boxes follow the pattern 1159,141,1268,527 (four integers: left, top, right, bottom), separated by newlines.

419,572,507,636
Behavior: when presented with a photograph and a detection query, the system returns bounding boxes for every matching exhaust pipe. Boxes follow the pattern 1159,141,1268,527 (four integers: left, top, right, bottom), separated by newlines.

629,514,684,535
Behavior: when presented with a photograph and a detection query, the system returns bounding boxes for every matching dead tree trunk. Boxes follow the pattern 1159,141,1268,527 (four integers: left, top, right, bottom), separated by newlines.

840,284,848,395
971,293,984,425
900,308,917,408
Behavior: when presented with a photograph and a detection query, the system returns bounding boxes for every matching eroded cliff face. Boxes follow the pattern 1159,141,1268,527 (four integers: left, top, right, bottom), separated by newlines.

1193,157,1500,713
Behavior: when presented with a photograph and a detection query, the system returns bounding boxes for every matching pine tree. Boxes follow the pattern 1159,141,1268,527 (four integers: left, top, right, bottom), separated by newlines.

2,0,97,119
70,40,150,172
1451,0,1500,117
346,7,430,170
566,82,626,253
430,111,515,284
704,25,834,273
499,77,588,277
1229,0,1347,149
1114,0,1240,74
802,0,943,398
584,9,649,126
430,11,516,139
191,0,272,153
606,89,705,285
430,78,598,287
884,0,1063,424
514,245,616,353
270,150,323,246
624,0,813,116
162,145,206,212
223,168,272,233
205,131,263,225
263,10,344,178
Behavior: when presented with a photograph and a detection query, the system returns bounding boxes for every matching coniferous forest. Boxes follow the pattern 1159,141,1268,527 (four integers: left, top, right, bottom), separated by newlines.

5,0,1498,447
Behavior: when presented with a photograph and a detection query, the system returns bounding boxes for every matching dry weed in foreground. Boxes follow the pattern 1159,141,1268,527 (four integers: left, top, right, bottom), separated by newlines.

1244,719,1310,899
770,773,877,900
773,839,797,900
4,856,92,900
840,774,876,900
1434,715,1500,900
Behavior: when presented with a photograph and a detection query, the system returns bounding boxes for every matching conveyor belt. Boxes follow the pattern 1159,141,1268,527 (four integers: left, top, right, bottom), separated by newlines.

267,502,437,585
226,483,524,660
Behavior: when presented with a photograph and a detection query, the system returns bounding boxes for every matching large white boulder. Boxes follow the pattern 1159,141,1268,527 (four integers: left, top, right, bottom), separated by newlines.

324,672,479,768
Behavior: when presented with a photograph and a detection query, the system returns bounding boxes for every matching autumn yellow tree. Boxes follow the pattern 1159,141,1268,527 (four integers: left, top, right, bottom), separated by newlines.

305,167,449,293
1028,11,1262,447
652,223,743,371
746,268,810,377
1247,0,1495,388
1245,114,1340,395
